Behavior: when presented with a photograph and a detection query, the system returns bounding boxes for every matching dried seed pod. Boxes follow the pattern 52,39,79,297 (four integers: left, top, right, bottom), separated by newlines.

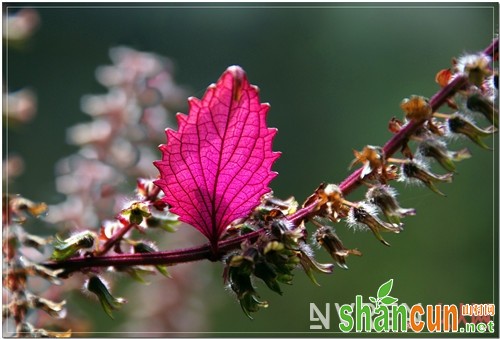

400,160,453,196
447,114,497,150
417,138,471,172
365,185,416,224
347,202,402,246
315,226,361,269
467,93,498,128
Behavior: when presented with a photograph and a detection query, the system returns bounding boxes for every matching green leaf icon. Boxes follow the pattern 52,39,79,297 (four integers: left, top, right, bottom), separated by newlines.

377,279,393,299
381,296,398,305
369,296,377,303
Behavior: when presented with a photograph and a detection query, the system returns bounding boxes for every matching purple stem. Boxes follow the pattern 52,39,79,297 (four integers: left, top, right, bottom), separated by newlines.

97,222,137,256
43,38,498,274
45,228,265,273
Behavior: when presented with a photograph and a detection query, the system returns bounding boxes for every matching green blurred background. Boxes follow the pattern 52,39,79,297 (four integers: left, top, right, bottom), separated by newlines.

4,3,499,336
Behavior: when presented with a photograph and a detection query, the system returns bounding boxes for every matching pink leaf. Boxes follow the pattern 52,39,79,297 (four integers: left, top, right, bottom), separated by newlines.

154,66,280,248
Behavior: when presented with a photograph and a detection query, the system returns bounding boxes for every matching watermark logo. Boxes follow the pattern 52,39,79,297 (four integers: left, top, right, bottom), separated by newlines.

309,279,496,334
310,303,330,330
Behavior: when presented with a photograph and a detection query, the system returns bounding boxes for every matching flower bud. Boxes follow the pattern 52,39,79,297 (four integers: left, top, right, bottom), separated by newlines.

297,250,334,286
400,160,453,196
136,178,159,199
85,276,126,319
263,241,285,254
365,185,416,224
225,255,268,319
256,196,299,221
455,53,492,87
350,145,385,179
239,292,268,319
401,96,432,121
417,138,471,172
314,226,362,269
447,114,496,150
304,183,349,222
146,201,179,232
254,260,282,295
347,202,402,246
270,219,305,247
51,231,98,261
388,117,404,133
122,201,151,225
435,68,452,87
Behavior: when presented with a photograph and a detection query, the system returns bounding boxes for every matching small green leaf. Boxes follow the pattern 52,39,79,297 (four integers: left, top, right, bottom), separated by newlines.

155,264,171,278
369,296,377,303
377,279,393,299
381,296,398,305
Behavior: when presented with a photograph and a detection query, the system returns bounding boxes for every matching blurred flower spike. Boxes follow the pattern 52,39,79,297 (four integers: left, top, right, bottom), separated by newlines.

3,8,40,42
3,195,47,224
3,88,37,125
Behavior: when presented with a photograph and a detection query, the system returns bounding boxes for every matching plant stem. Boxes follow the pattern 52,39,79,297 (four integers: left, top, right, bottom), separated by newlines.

97,222,137,255
44,228,265,274
43,38,498,275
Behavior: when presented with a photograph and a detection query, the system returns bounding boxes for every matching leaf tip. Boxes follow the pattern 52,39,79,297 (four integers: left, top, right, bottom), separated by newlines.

175,113,188,125
187,96,200,107
226,65,246,78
